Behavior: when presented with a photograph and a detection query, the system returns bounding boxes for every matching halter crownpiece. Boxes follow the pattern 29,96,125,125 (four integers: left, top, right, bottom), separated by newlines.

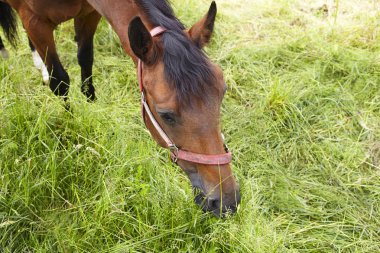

137,26,232,165
137,26,166,92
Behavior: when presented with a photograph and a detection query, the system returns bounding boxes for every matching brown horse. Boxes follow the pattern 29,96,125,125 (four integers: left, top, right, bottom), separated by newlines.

0,0,240,216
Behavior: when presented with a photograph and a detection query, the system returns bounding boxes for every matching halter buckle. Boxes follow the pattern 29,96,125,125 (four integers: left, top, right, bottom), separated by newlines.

223,143,230,153
169,144,179,163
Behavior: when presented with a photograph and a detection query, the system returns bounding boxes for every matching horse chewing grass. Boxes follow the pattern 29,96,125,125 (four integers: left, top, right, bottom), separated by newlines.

0,0,379,252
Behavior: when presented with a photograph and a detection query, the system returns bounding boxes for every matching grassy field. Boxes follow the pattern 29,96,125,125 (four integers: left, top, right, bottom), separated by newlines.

1,0,380,252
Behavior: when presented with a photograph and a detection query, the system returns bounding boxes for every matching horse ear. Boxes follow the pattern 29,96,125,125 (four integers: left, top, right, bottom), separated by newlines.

128,17,154,63
188,1,217,48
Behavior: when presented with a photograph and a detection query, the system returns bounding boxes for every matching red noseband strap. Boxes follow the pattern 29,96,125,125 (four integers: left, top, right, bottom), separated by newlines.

172,149,232,165
137,26,232,165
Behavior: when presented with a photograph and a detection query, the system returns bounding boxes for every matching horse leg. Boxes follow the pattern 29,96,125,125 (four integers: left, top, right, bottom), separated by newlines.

24,17,70,100
74,11,101,101
0,36,9,59
28,37,49,84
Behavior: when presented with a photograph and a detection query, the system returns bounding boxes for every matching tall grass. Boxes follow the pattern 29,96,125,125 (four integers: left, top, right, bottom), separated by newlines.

1,0,379,252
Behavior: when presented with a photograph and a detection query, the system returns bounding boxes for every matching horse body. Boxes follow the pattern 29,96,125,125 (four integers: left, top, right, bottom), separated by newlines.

1,0,240,216
11,0,93,24
3,0,100,100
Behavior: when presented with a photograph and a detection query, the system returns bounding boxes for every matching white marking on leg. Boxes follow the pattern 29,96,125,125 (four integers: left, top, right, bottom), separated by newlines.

1,48,9,59
31,50,49,84
32,50,45,70
41,65,49,84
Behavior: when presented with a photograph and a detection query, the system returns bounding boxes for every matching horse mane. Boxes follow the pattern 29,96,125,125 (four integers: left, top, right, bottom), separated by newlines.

135,0,216,107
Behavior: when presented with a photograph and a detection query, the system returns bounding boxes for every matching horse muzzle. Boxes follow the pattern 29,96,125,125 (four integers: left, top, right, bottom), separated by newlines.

194,186,241,217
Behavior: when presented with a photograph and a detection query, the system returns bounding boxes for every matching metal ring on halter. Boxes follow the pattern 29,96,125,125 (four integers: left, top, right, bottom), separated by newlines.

169,144,179,163
223,143,230,153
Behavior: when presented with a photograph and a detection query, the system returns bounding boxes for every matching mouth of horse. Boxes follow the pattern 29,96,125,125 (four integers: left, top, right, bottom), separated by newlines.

193,187,239,217
182,166,240,217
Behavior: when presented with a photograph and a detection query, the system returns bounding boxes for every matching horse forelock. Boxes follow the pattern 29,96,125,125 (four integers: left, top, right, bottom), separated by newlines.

136,0,217,107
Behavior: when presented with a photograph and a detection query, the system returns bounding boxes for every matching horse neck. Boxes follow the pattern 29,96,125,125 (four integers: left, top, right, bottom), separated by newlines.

86,0,154,62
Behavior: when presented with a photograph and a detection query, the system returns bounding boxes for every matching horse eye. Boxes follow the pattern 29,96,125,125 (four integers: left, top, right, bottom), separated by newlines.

158,112,176,125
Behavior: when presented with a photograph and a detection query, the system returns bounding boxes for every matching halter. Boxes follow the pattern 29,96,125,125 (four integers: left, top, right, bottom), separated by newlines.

137,26,232,165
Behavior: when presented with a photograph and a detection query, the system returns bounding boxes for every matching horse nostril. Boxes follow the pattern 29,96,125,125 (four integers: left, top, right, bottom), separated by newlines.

194,189,206,207
208,198,219,210
193,188,241,216
193,192,220,212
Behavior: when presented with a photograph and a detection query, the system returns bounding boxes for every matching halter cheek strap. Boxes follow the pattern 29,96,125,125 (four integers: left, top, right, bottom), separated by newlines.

137,26,232,165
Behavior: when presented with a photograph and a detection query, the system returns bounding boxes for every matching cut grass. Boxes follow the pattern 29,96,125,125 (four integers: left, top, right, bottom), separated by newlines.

1,0,380,252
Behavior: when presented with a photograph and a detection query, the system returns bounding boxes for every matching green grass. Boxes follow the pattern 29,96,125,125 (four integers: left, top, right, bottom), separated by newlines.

1,0,379,252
